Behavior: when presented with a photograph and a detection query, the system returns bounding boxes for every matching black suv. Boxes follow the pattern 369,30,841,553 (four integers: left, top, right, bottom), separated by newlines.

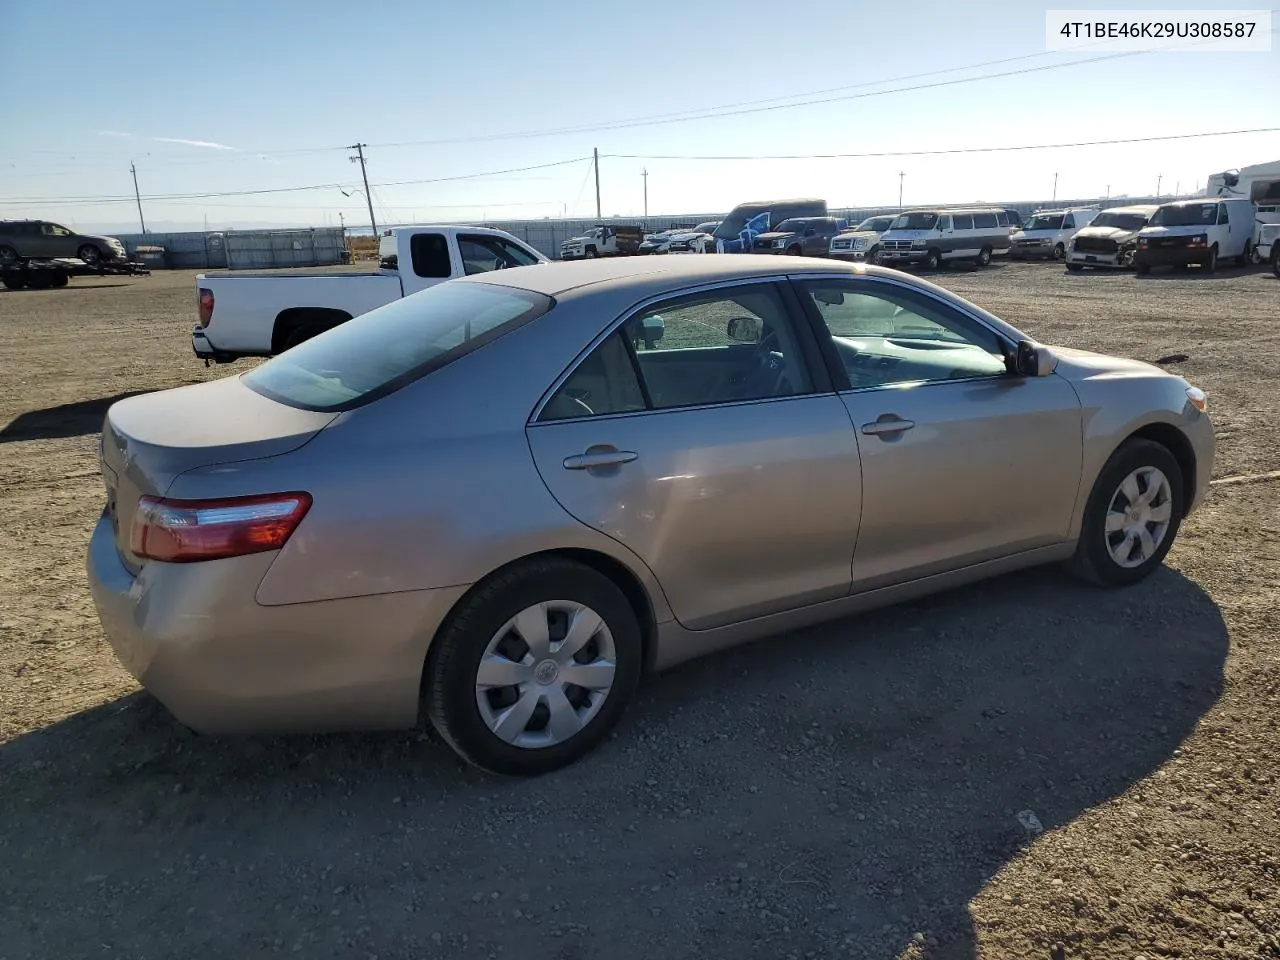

0,220,127,266
752,217,848,255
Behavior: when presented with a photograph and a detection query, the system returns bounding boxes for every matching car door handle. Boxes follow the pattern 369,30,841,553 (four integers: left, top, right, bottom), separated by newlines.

861,416,916,436
563,448,638,470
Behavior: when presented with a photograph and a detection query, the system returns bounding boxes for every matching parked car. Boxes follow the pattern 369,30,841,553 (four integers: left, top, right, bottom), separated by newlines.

752,217,848,256
0,219,127,266
876,207,1012,269
637,229,685,255
89,254,1214,775
1009,207,1100,260
191,225,547,364
1134,198,1255,274
828,215,896,262
1065,205,1159,271
560,224,645,260
666,221,721,254
711,198,828,252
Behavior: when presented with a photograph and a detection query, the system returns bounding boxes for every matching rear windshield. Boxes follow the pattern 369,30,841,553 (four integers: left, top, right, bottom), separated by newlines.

243,281,553,412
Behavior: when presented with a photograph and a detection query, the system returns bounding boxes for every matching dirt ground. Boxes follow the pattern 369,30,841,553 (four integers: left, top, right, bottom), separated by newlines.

0,261,1277,960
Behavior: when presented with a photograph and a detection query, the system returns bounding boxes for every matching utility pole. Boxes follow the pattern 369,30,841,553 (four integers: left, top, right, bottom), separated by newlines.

642,167,648,220
898,171,905,209
1174,180,1180,197
1105,184,1111,199
339,212,345,232
130,161,147,235
594,147,602,220
1052,172,1058,202
348,143,378,237
1155,173,1162,198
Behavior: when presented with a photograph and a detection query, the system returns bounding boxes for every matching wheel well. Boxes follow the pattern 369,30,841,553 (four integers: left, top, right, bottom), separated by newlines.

1126,423,1196,513
271,307,352,353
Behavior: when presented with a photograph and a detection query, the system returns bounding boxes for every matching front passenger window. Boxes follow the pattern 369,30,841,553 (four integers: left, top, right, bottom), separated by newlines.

1217,203,1229,225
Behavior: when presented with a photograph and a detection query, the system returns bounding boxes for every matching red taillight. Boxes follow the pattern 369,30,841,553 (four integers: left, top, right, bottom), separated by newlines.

198,287,215,327
129,493,311,563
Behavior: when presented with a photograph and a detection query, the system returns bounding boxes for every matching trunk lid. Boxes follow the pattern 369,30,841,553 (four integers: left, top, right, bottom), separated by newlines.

100,376,337,572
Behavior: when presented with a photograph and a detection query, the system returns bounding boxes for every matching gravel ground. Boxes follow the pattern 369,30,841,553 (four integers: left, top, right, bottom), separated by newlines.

1,261,1277,960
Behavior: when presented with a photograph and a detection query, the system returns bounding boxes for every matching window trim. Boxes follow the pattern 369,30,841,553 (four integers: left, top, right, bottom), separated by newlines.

787,273,1021,394
528,277,835,425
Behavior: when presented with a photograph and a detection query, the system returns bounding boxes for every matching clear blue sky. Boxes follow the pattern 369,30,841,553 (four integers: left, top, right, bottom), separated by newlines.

0,0,1275,231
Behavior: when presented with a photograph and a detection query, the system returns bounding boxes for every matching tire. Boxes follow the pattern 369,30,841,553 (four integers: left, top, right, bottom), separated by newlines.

77,244,102,265
865,246,879,265
584,247,598,259
1053,243,1065,259
26,270,53,290
1065,438,1184,587
0,245,18,267
1135,262,1151,275
923,249,941,271
1066,263,1084,272
975,246,992,268
785,245,802,257
281,321,327,351
51,273,69,288
1204,245,1217,274
425,557,643,776
1,274,26,290
1272,247,1280,280
1236,242,1251,268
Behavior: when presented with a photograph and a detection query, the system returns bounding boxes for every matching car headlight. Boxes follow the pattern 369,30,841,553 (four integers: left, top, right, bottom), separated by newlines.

853,239,867,249
774,239,788,248
1189,234,1208,247
1186,386,1208,413
911,239,927,248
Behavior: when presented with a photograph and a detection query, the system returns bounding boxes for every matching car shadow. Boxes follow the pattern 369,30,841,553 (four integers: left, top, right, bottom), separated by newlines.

1134,264,1270,281
0,283,138,293
0,565,1226,959
0,392,151,443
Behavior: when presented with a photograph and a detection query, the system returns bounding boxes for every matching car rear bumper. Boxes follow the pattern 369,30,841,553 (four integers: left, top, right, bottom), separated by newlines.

87,513,469,734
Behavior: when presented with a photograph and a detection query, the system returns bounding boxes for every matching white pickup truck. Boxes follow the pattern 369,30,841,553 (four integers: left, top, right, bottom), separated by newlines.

191,225,547,364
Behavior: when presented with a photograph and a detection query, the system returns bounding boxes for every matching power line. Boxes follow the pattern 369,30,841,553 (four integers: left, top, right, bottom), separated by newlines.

347,27,1279,148
607,126,1280,161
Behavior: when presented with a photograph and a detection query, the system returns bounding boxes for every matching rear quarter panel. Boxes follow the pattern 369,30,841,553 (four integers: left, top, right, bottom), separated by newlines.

201,274,403,353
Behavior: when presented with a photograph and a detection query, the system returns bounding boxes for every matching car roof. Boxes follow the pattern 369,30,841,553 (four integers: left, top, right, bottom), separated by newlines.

1099,204,1159,215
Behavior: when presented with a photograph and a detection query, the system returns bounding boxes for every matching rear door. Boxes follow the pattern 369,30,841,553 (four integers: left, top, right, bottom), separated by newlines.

399,231,455,296
793,275,1083,590
527,279,862,630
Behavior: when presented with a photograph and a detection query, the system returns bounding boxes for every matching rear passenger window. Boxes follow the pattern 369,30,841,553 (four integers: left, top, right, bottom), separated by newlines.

410,233,452,278
952,214,974,230
973,213,998,229
540,331,646,421
997,212,1009,226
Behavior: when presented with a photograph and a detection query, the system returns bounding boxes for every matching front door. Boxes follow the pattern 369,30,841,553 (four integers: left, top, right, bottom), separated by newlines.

527,281,862,630
793,276,1083,590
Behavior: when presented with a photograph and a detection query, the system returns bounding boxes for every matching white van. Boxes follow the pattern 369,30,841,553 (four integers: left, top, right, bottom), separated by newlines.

875,207,1011,270
1134,198,1255,274
1009,207,1100,260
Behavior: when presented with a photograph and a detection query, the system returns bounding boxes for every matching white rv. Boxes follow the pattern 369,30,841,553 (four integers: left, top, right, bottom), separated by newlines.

1207,161,1280,273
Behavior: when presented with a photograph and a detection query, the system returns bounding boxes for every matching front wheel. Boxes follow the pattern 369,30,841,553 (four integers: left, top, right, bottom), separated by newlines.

1066,263,1084,272
1065,438,1184,587
1,273,26,290
0,245,18,267
1236,242,1251,268
786,245,802,256
975,246,992,268
1272,247,1280,279
1053,243,1065,259
425,558,643,776
865,245,879,265
77,244,102,265
584,247,598,259
922,249,941,271
1204,245,1217,273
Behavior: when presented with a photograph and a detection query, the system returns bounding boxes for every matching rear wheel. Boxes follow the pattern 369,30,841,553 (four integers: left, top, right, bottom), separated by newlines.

975,246,992,268
1,273,26,290
77,244,102,265
922,248,941,271
1272,246,1280,279
1135,262,1151,275
281,321,327,351
1065,438,1184,587
0,245,18,267
425,557,643,776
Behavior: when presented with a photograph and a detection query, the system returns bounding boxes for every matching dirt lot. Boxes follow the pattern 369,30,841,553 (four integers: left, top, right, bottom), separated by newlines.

1,261,1277,960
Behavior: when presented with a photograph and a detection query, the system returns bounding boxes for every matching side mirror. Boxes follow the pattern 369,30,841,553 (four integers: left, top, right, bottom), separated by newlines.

726,316,763,342
1014,339,1057,377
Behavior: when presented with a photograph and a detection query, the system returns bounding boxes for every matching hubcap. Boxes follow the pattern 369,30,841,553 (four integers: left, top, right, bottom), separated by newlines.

1105,466,1173,568
474,601,616,749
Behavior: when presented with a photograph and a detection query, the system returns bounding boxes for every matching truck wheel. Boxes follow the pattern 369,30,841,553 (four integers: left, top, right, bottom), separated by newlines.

1272,247,1280,279
923,249,941,271
1053,243,1065,259
975,246,992,267
1236,242,1251,268
1,273,26,290
786,244,802,256
26,270,53,290
1204,245,1217,274
51,273,69,288
865,246,879,265
77,244,103,265
584,247,598,259
0,245,18,267
282,321,327,351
